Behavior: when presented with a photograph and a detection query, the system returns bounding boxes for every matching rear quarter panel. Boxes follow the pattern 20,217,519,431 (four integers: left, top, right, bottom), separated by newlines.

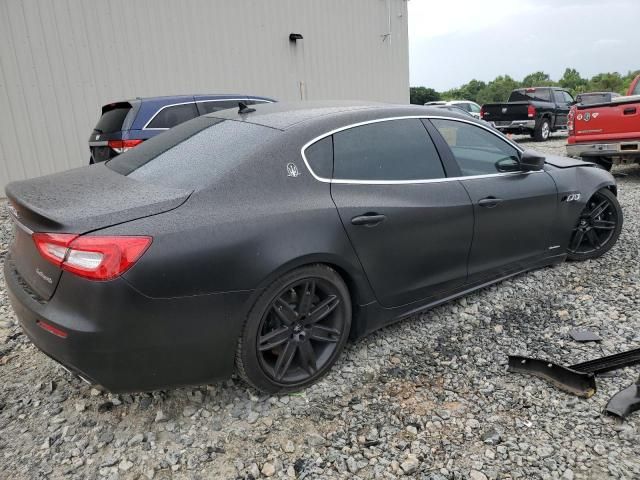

98,127,374,306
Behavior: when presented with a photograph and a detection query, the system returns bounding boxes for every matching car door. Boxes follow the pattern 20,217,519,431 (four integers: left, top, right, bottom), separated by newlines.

429,118,558,281
324,118,474,308
553,90,573,128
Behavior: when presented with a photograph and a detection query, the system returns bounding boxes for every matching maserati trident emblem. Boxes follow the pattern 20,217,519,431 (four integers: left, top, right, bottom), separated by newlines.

501,107,508,114
286,163,300,177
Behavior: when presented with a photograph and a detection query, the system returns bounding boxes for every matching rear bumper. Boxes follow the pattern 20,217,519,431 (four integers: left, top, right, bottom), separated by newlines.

566,140,640,160
493,119,536,133
4,257,252,392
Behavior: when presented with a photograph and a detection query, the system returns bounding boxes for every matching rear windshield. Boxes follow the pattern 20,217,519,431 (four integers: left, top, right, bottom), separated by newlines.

107,116,278,190
94,103,132,133
508,89,551,102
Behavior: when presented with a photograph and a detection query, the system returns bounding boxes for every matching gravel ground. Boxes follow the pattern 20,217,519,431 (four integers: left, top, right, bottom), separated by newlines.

1,134,639,480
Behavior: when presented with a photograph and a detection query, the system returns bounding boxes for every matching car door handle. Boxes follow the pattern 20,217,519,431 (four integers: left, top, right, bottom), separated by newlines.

351,213,387,226
624,107,637,115
478,197,503,208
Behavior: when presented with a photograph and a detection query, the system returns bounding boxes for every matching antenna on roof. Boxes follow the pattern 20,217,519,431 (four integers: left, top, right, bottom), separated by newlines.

238,102,256,114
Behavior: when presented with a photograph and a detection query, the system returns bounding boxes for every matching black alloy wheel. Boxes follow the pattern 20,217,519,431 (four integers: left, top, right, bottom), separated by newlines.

236,265,351,393
567,188,622,261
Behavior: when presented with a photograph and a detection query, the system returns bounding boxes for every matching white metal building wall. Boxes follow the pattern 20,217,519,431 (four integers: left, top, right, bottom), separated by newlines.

0,0,409,191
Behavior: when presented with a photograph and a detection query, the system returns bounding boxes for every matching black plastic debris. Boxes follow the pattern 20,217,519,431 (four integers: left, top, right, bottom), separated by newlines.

569,330,602,343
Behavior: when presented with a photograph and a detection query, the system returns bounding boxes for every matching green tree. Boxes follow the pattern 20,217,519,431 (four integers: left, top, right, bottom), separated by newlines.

559,68,587,95
521,71,554,87
587,72,624,93
409,87,441,105
475,75,520,104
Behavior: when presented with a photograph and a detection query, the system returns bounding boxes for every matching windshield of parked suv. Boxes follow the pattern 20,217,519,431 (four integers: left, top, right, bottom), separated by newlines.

508,89,551,102
107,116,278,190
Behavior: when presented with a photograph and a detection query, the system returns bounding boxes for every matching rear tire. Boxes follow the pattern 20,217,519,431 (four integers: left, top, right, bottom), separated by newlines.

236,264,351,393
567,188,622,261
533,118,551,142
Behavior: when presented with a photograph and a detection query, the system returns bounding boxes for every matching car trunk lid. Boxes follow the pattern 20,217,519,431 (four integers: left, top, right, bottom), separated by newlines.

5,163,190,300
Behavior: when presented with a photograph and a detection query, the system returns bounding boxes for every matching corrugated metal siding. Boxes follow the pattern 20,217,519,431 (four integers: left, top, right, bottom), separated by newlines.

0,0,409,191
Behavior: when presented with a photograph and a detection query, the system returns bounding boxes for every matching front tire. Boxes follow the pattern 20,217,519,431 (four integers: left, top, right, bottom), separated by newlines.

236,265,352,393
533,118,551,142
567,188,622,261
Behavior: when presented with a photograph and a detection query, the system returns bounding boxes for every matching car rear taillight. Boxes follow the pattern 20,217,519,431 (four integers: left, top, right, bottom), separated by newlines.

480,106,485,119
567,106,575,136
32,233,152,280
108,139,143,153
527,105,536,118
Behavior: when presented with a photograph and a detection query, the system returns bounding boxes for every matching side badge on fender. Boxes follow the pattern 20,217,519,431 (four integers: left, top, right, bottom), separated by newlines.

286,163,300,178
563,193,581,202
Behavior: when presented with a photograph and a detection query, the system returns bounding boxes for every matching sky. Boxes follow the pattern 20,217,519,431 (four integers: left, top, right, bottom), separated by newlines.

408,0,639,90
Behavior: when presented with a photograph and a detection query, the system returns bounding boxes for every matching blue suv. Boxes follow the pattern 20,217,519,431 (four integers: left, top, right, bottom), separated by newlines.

88,94,275,163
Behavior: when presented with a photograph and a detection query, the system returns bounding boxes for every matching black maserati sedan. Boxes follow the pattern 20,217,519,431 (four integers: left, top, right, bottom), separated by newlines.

4,101,622,393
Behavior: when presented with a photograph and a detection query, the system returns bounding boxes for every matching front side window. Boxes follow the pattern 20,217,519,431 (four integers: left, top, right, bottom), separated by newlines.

146,103,199,129
562,91,575,104
332,119,445,181
456,103,471,112
469,103,481,113
431,119,521,176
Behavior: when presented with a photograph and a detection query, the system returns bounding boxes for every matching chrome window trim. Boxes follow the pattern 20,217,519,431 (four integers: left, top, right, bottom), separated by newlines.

300,115,526,185
143,98,275,131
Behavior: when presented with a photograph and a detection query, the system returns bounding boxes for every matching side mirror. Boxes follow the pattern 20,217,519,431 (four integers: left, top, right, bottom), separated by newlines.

520,150,545,172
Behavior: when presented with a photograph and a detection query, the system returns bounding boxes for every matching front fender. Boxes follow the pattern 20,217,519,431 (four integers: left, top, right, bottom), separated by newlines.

546,166,617,251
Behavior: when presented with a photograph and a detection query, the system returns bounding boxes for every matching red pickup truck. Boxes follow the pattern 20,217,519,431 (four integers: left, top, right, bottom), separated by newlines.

566,74,640,170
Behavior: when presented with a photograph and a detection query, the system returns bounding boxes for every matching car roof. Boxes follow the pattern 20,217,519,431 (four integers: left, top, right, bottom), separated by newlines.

102,94,275,108
206,100,477,131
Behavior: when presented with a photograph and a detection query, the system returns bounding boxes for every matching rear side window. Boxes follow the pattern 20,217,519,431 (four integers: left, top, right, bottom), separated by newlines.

108,117,278,190
146,103,198,129
332,119,445,181
94,103,132,133
304,136,333,179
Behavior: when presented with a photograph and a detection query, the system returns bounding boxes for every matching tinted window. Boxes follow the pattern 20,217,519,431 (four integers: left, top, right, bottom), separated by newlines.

94,103,132,133
469,103,481,113
108,117,278,190
431,119,520,176
332,119,445,181
509,89,552,102
456,103,471,112
562,91,574,103
305,136,333,179
197,100,242,115
554,91,573,104
146,103,198,129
